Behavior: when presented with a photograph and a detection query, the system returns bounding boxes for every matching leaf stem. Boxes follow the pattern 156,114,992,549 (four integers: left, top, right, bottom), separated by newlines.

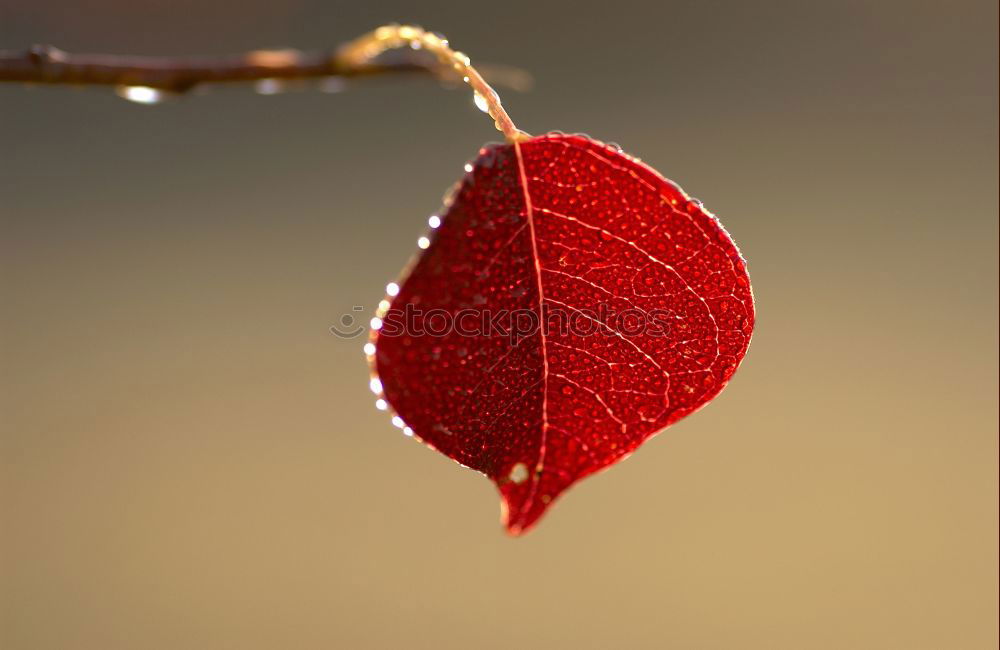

337,25,530,143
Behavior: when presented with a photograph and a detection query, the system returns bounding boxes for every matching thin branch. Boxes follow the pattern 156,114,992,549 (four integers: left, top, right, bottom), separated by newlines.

0,43,531,95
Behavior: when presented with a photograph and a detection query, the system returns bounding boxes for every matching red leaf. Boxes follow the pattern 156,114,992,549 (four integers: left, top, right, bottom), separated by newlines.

370,133,754,535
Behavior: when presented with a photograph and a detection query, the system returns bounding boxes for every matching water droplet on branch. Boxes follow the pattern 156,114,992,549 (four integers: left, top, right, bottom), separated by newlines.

473,91,490,114
254,78,284,95
318,77,346,94
115,85,167,105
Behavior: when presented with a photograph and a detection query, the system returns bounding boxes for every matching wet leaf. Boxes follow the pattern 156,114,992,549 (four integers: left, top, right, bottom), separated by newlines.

370,133,754,535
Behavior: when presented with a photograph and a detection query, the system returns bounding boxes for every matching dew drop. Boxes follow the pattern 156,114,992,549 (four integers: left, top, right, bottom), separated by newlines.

391,416,405,428
375,398,388,411
464,163,474,173
254,78,285,95
509,462,529,484
363,342,376,355
319,77,346,93
369,377,383,394
403,426,415,437
417,236,431,249
370,317,383,330
428,215,441,228
386,282,400,296
115,85,165,105
473,91,489,114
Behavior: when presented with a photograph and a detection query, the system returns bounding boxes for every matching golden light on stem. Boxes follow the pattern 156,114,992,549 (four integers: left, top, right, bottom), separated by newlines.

337,25,530,143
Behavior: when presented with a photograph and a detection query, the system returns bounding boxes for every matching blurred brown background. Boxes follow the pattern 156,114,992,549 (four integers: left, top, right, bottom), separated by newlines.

2,1,997,648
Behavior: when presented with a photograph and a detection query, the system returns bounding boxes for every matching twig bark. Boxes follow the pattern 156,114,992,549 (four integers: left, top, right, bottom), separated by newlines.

0,44,530,95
